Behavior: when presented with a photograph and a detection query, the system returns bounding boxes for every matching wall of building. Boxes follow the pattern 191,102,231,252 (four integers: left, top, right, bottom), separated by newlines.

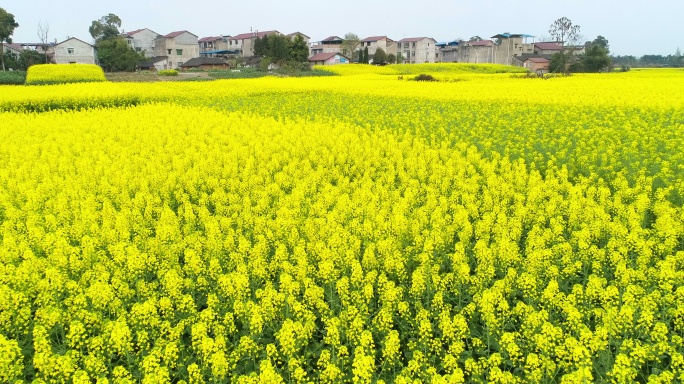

131,29,158,58
155,33,199,69
458,45,494,63
54,39,95,64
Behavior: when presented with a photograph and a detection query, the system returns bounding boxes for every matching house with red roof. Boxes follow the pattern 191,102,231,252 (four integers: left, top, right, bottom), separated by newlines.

522,56,551,73
154,31,199,69
123,28,159,58
308,52,350,66
397,37,437,63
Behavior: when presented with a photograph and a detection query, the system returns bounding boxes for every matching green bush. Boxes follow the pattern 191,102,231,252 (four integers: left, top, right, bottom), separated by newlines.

414,74,437,82
0,71,26,85
158,69,179,76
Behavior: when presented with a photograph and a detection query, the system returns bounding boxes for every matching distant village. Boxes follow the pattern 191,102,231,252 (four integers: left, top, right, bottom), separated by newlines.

3,29,587,74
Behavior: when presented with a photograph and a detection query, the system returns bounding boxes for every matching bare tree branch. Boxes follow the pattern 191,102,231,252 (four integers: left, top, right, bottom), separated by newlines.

37,20,50,63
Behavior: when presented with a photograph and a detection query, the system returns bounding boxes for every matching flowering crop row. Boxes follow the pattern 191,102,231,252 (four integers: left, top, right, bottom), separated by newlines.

25,64,107,85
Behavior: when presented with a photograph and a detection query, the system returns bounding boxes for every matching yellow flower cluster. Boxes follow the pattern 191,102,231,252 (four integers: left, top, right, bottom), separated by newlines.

0,65,683,382
25,64,107,85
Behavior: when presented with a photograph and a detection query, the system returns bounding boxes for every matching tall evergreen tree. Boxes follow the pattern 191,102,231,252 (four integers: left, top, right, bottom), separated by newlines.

289,34,309,62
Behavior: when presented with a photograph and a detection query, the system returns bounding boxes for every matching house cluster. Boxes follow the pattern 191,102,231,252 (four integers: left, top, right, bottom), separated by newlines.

6,28,584,73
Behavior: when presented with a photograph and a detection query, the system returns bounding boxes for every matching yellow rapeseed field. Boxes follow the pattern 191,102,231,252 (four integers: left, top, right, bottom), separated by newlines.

0,65,683,383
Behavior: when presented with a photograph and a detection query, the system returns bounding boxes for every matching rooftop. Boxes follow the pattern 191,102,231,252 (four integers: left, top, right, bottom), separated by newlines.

308,52,348,61
231,30,280,40
398,37,435,43
164,31,197,38
362,36,388,42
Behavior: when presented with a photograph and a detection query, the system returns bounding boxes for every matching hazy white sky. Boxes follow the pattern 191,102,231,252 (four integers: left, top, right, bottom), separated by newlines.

3,0,681,56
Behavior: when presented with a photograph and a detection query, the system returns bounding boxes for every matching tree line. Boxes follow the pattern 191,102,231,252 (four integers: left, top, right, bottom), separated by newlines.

611,50,683,69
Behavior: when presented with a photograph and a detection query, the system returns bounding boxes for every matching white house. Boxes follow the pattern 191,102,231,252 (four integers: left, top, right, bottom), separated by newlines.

154,31,200,69
397,37,437,63
53,37,96,64
124,28,159,58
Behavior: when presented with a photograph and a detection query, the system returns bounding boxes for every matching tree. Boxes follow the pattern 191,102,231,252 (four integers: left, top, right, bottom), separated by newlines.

549,17,581,46
37,20,50,63
363,46,369,64
89,13,122,43
396,52,404,64
289,33,309,62
579,44,611,72
387,53,396,64
373,48,387,64
0,7,19,71
591,35,609,52
96,37,145,72
267,34,290,64
254,35,267,57
18,49,46,70
549,51,570,74
341,33,360,58
2,50,18,70
90,14,142,72
468,36,483,42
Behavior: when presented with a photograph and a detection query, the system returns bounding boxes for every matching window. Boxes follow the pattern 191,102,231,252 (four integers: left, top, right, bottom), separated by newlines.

67,48,74,54
178,62,183,67
412,42,416,48
176,49,183,55
135,47,141,52
167,49,172,55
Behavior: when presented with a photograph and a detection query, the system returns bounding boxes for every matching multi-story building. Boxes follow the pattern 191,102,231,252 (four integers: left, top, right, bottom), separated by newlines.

490,33,535,65
198,36,237,57
123,28,159,58
154,31,200,69
397,37,437,64
310,36,344,56
360,36,397,58
457,40,494,63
